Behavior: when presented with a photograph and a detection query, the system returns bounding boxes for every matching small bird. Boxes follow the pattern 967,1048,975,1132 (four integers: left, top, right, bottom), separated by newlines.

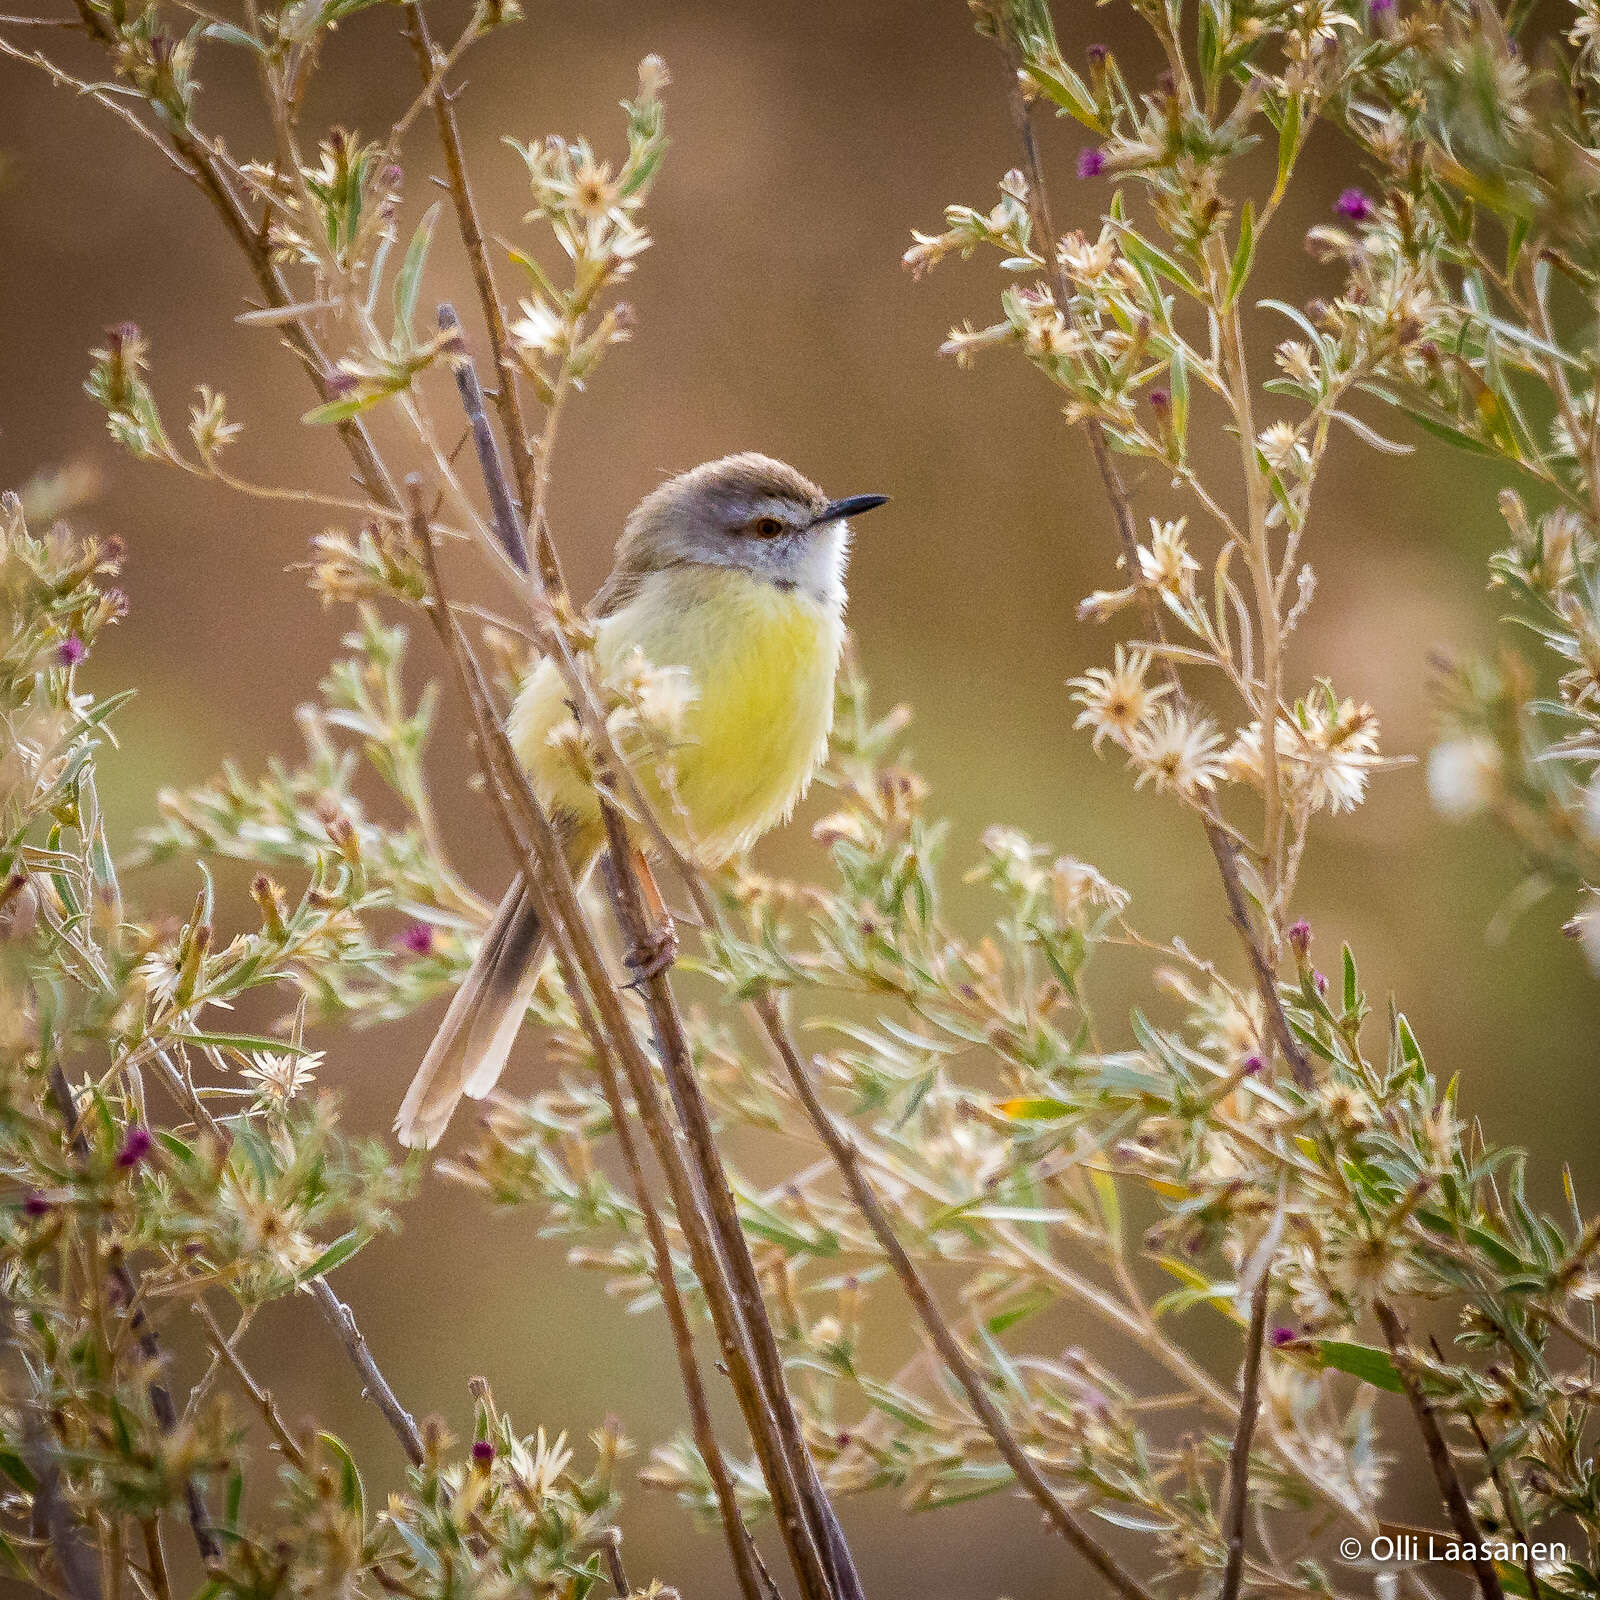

395,452,888,1148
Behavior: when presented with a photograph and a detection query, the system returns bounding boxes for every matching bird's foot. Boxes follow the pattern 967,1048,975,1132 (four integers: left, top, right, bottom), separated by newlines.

623,916,679,987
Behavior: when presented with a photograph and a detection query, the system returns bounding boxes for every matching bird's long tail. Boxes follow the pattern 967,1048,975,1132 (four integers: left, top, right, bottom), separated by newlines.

395,866,571,1150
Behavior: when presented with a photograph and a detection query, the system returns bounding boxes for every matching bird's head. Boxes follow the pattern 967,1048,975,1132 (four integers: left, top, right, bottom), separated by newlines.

611,452,888,609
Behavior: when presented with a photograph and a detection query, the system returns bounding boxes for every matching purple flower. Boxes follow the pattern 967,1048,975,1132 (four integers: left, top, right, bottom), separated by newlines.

471,1439,495,1465
116,1126,152,1169
1288,919,1312,958
400,922,434,957
23,1191,51,1218
1370,0,1394,10
1086,43,1109,65
1314,970,1329,996
1147,387,1171,414
1269,1325,1297,1348
1334,187,1374,222
1077,147,1107,180
1243,1055,1264,1076
57,636,86,667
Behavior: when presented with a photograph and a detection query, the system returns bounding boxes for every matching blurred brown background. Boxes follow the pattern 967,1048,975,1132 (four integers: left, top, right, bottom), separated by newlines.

3,2,1595,1594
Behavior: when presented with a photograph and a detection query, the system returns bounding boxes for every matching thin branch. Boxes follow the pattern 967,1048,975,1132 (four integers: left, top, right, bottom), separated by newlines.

589,1527,632,1598
1374,1299,1505,1600
44,1064,219,1568
402,7,543,551
593,845,864,1600
1435,1336,1540,1600
308,1276,425,1467
548,901,769,1600
21,1408,102,1600
437,303,528,572
752,993,1156,1600
1219,1269,1271,1600
138,1519,171,1600
194,1301,308,1472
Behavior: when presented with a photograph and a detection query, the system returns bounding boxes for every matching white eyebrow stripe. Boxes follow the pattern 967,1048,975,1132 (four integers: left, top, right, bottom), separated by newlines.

742,494,808,525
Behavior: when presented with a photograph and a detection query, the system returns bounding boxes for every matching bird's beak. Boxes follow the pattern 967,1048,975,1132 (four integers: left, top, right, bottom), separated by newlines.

814,493,890,527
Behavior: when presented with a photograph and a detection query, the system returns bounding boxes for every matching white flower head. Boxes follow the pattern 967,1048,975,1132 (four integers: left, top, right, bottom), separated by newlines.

977,825,1046,894
1129,706,1227,798
1428,735,1502,821
1070,644,1170,750
613,647,698,740
1297,697,1381,814
507,1427,574,1500
510,298,566,361
1057,225,1119,283
1257,420,1310,477
242,1049,322,1104
1137,518,1200,594
137,950,181,1009
1050,856,1130,922
1229,697,1382,815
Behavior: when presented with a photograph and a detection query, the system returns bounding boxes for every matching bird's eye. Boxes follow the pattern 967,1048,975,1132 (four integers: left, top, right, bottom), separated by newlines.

753,516,785,538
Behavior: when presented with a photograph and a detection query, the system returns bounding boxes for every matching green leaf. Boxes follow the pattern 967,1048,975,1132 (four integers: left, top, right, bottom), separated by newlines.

1090,1167,1122,1254
1227,202,1256,306
393,200,442,341
1168,341,1190,448
985,1287,1053,1336
1315,1339,1404,1394
391,1517,442,1574
996,1095,1074,1121
1024,57,1101,131
317,1431,365,1524
0,1451,37,1494
171,1030,313,1056
506,243,564,306
1113,224,1203,299
203,20,263,51
302,392,385,427
1273,94,1302,203
293,1229,369,1288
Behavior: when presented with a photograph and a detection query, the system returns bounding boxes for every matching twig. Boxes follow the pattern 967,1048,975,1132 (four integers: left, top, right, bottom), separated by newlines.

753,992,1156,1600
1374,1299,1505,1600
437,303,528,572
550,897,769,1600
44,1064,219,1568
1220,1269,1271,1600
1434,1336,1540,1600
590,1527,632,1597
62,0,401,513
21,1411,102,1600
594,847,864,1600
403,8,542,550
139,1519,171,1600
308,1276,424,1467
993,28,1311,1089
194,1301,308,1472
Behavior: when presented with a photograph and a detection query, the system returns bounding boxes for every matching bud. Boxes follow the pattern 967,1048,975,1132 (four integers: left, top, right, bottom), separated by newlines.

251,874,288,940
116,1126,153,1170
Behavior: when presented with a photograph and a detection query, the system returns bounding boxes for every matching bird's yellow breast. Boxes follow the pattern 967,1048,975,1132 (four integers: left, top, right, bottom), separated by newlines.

508,566,844,863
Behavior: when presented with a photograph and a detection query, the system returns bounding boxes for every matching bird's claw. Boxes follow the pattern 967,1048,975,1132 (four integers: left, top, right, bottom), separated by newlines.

623,918,679,987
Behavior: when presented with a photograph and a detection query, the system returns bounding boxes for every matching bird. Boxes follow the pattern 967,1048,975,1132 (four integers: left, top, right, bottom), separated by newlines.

395,452,888,1148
